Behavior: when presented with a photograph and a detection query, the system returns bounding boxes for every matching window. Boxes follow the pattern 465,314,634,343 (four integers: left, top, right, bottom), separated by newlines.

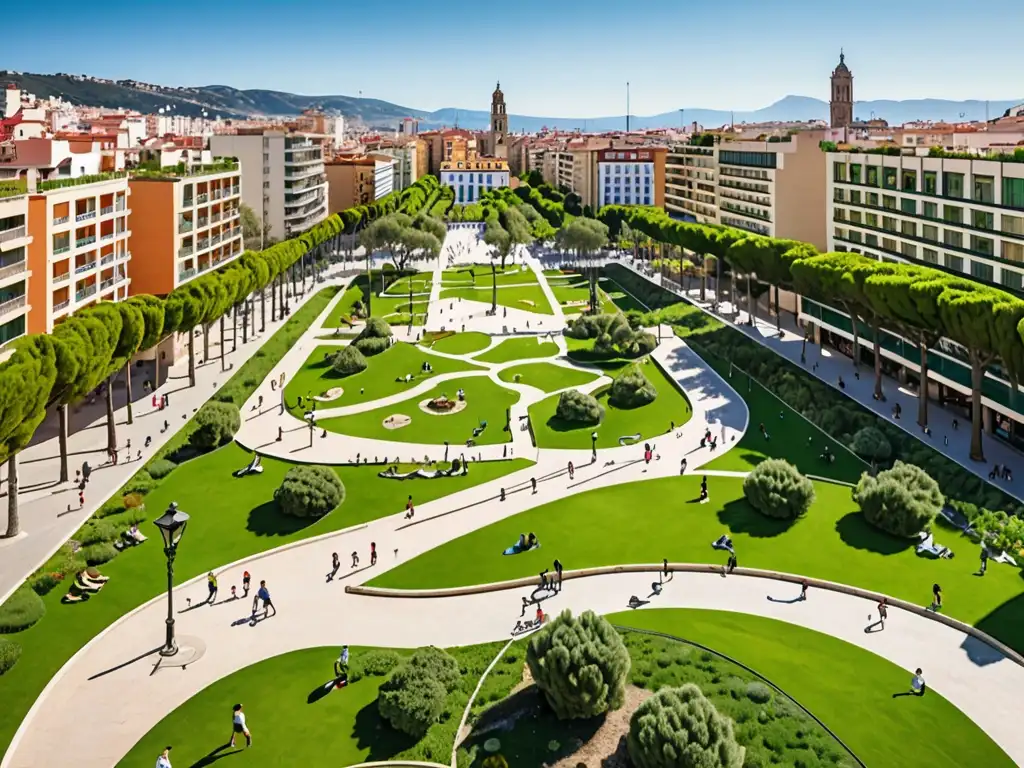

834,208,847,221
883,168,897,189
943,205,963,224
850,164,862,184
922,248,939,265
901,220,917,237
924,171,938,195
719,150,777,168
850,190,862,205
1001,269,1023,291
1003,241,1024,263
865,233,879,247
1002,214,1024,235
866,213,878,227
882,195,897,210
487,174,492,185
922,224,939,242
848,230,863,243
849,210,863,224
973,175,995,204
924,201,938,219
946,254,964,272
867,167,879,186
901,242,917,259
448,174,455,182
1003,178,1024,210
834,162,847,182
901,170,917,191
901,198,917,215
972,261,994,282
970,235,994,257
883,237,899,252
972,209,994,231
943,172,965,198
867,192,879,207
883,216,898,232
834,188,846,202
944,230,963,248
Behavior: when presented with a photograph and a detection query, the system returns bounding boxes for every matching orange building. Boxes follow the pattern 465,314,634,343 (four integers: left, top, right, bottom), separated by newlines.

325,156,376,212
127,161,243,297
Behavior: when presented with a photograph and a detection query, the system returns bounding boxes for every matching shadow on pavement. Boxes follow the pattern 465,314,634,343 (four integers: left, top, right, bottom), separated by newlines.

88,645,162,681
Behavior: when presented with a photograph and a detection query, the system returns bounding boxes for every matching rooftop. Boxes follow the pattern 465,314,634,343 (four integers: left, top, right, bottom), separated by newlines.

129,159,240,180
0,179,27,200
36,171,129,193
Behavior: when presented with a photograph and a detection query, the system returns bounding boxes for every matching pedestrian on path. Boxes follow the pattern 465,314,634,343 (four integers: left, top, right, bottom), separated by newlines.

79,488,85,508
327,553,340,581
931,583,942,611
539,569,549,589
82,461,91,483
800,580,809,600
351,551,359,568
370,542,377,566
726,553,737,575
145,435,152,448
877,598,888,628
680,458,687,475
242,571,251,596
979,548,988,575
156,746,172,768
952,418,959,431
230,704,252,748
255,580,275,618
405,495,415,519
521,596,529,616
567,461,574,480
531,477,537,494
207,572,218,604
554,559,563,590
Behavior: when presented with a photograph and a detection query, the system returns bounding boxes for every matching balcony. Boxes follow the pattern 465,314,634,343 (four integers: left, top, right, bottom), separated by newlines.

178,267,197,282
75,261,97,274
75,284,98,302
211,189,222,201
284,164,325,180
0,259,26,281
53,299,71,312
100,232,114,242
197,193,209,204
179,246,194,258
210,212,222,224
197,237,211,251
0,226,27,245
0,294,26,320
100,205,114,216
100,253,114,266
179,219,194,234
53,215,70,226
182,197,194,208
115,201,127,212
231,186,240,196
117,250,131,262
75,210,96,223
75,235,97,249
197,217,209,228
53,271,71,285
100,274,124,291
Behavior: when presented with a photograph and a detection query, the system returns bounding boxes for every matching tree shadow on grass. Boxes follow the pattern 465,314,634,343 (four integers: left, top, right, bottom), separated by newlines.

717,497,799,537
834,511,915,555
351,699,417,762
972,590,1024,662
246,501,317,537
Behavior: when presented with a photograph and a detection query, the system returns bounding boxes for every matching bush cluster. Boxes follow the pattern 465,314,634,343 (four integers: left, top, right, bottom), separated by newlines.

189,401,241,450
0,587,46,633
0,638,21,676
81,542,119,566
146,458,178,480
555,389,603,425
29,544,86,596
378,646,461,737
527,610,631,720
353,316,393,357
350,649,403,682
850,426,892,462
854,461,943,537
274,465,345,518
566,313,655,359
742,459,815,520
331,344,367,376
609,365,658,408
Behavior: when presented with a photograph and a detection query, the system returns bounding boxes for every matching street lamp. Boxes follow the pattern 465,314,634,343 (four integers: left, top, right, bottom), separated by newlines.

153,502,190,657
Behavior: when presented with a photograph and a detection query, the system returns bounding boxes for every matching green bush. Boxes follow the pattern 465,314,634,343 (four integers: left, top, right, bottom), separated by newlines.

405,646,461,693
628,683,745,768
0,587,46,633
357,316,393,340
81,542,119,566
973,509,1024,555
742,459,815,520
354,336,389,356
0,638,21,675
122,472,157,497
745,681,772,704
527,609,631,720
189,401,241,450
274,465,345,518
609,365,658,408
850,426,892,462
378,664,448,738
854,461,942,537
351,649,403,681
75,519,118,546
555,390,603,425
146,458,178,480
29,544,86,596
331,344,368,376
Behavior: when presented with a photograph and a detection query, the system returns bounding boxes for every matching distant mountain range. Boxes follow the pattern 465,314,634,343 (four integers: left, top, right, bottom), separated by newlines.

2,71,1021,131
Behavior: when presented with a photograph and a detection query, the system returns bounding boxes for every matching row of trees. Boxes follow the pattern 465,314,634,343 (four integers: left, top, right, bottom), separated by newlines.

599,204,1024,464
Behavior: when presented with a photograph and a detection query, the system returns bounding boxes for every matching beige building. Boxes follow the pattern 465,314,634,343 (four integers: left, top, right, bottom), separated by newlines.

0,181,32,346
325,156,377,212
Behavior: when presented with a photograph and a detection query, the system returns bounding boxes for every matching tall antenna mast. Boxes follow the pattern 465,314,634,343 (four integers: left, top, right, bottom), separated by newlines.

626,82,630,132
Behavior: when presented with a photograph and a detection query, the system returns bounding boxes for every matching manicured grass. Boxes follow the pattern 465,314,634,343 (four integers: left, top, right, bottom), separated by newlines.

325,285,363,327
0,443,531,761
319,376,520,446
551,283,617,315
601,276,648,312
370,474,1024,655
283,342,484,413
383,274,433,295
497,362,600,393
422,331,493,355
118,640,526,768
529,358,692,449
325,284,427,328
439,284,554,315
443,264,538,284
474,336,559,364
613,609,1013,768
696,343,868,485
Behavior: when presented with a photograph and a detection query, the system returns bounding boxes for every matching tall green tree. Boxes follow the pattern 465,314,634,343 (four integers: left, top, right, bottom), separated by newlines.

102,301,145,450
791,253,867,370
726,236,773,326
557,218,609,314
483,218,511,313
125,295,165,425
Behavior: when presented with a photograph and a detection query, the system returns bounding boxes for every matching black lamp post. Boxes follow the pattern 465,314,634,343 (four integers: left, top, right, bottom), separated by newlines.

153,502,190,657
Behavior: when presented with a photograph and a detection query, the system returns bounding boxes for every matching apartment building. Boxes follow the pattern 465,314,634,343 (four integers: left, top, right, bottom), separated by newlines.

371,144,416,191
210,130,327,241
664,144,717,224
127,159,243,296
0,181,32,345
439,157,509,203
810,147,1024,445
597,147,666,208
325,155,383,212
25,172,131,333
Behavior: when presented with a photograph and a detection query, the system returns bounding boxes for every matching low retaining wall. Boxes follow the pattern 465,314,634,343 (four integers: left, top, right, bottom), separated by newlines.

346,562,1024,668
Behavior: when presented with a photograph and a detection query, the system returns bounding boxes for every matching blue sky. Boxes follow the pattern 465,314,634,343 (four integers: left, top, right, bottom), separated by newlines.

7,0,1023,117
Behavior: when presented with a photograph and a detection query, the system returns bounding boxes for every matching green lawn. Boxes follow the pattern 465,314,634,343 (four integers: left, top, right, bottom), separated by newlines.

550,283,617,315
383,274,433,295
325,285,364,327
319,376,520,446
422,331,493,355
497,362,600,393
325,286,427,328
474,336,560,364
614,610,1013,768
439,285,554,315
529,359,692,449
0,445,530,761
118,640,525,768
600,277,648,312
443,264,538,285
283,342,483,413
370,474,1024,654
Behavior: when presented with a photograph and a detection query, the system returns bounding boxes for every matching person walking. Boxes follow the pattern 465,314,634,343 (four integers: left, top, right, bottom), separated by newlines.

230,704,252,748
567,461,574,480
931,583,942,610
726,553,737,574
370,542,377,566
351,551,359,568
335,645,350,677
156,746,173,768
207,572,218,604
531,477,537,494
405,495,415,519
800,580,809,600
79,488,85,509
242,570,251,596
539,569,549,589
877,597,888,628
979,548,988,576
554,559,563,590
521,596,529,617
255,580,275,618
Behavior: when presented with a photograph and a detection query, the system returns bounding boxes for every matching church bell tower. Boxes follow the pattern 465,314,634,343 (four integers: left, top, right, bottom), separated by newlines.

830,50,854,128
490,82,508,160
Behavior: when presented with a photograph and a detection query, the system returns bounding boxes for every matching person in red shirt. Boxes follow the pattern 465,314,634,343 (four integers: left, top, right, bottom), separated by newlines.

535,605,544,625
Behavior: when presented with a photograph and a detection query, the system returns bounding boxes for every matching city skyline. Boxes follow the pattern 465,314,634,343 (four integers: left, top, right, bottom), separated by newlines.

7,0,1024,117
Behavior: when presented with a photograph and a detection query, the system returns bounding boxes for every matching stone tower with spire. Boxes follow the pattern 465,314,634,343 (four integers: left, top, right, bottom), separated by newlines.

830,50,854,128
490,82,508,160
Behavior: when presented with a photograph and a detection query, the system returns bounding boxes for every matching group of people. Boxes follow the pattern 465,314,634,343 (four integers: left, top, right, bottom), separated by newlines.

202,570,275,619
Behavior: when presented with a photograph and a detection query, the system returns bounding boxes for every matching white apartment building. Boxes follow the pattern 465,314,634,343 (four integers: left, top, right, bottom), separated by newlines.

0,183,32,346
210,131,328,240
664,144,718,224
439,157,509,203
597,148,657,207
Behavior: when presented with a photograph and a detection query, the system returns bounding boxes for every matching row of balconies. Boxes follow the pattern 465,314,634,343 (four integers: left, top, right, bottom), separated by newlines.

178,207,239,235
0,294,26,321
54,201,126,228
0,225,27,245
0,259,26,281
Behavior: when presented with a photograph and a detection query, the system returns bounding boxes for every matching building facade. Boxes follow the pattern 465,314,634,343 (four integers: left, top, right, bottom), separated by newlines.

597,147,666,208
0,183,32,345
439,158,509,203
664,144,717,224
489,82,508,160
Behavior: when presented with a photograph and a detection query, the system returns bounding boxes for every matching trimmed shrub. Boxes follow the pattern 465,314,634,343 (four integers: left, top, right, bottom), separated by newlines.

0,587,46,634
745,681,772,704
331,344,368,376
377,664,447,738
146,458,178,480
354,336,389,357
849,425,892,463
527,609,631,720
555,390,604,425
628,683,745,768
351,649,403,681
122,472,157,497
75,519,118,546
30,544,85,596
854,461,942,538
742,459,815,520
405,646,461,693
123,492,145,509
274,465,345,518
357,316,393,340
189,401,241,450
81,542,119,566
633,332,657,355
609,366,657,408
0,638,21,676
